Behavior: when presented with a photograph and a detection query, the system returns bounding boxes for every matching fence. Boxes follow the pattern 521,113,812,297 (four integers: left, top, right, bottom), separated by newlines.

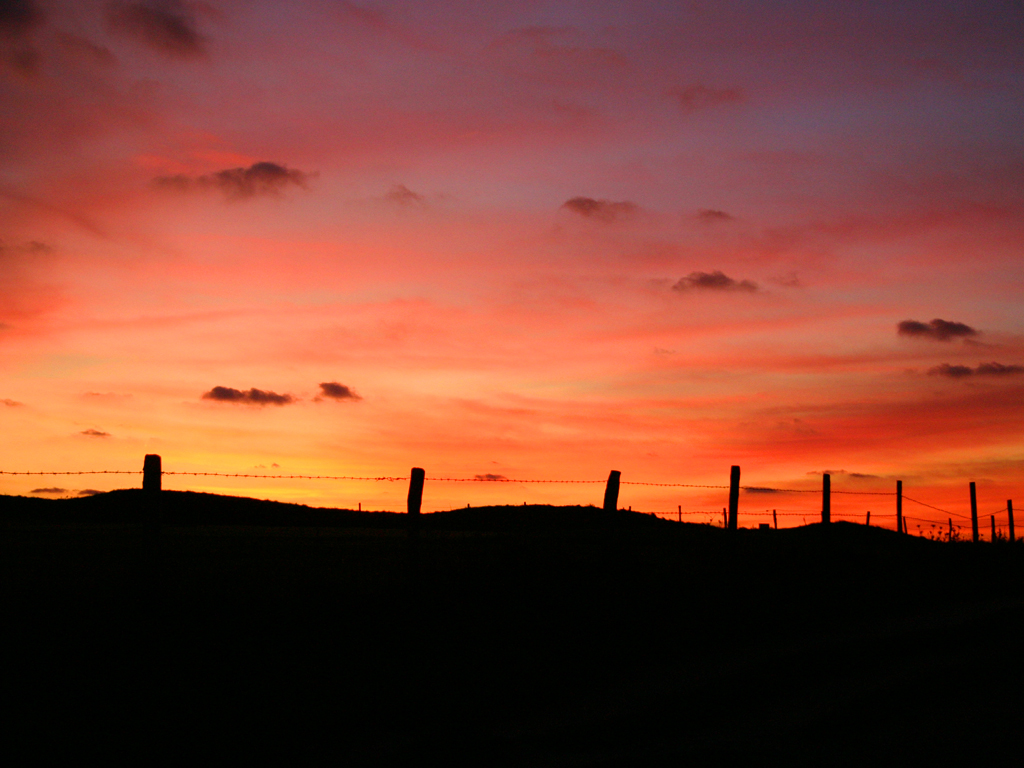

1,456,1016,542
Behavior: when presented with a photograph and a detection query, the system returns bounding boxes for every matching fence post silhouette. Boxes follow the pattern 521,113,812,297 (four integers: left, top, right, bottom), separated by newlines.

949,518,953,539
728,466,740,531
773,509,777,529
408,468,425,517
822,473,831,524
896,480,903,534
990,515,996,542
1009,500,1015,543
970,482,979,543
866,510,870,526
677,504,681,523
143,454,161,492
603,470,621,512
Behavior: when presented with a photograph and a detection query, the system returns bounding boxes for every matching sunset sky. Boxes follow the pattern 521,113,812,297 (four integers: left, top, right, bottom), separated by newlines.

2,0,1022,525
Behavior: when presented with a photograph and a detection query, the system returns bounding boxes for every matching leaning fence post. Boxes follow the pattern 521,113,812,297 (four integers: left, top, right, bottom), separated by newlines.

991,515,996,542
1009,500,1015,543
603,470,621,512
408,468,425,517
822,473,831,524
143,454,162,492
728,466,740,531
773,509,778,529
896,480,903,534
970,482,979,543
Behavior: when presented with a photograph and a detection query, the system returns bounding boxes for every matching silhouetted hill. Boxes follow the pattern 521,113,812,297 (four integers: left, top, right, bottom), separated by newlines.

2,489,1022,765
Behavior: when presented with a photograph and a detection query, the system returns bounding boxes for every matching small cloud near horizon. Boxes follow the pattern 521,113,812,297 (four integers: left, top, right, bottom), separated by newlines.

78,489,103,496
898,318,979,342
561,196,638,222
317,382,362,401
928,362,1024,378
31,487,67,495
154,162,313,199
106,0,207,59
474,474,508,481
80,428,111,437
2,398,22,406
673,270,757,292
202,386,296,406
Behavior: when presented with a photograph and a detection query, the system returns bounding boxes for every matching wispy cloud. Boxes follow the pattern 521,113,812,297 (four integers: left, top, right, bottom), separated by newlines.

2,398,22,406
78,489,103,496
696,208,734,223
667,84,743,113
106,1,206,59
673,270,757,292
80,428,111,437
154,162,313,199
202,386,296,406
898,318,979,341
384,184,425,206
474,473,508,481
30,487,66,495
561,196,638,222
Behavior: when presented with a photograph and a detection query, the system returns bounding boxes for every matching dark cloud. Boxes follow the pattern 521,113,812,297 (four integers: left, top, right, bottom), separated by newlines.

561,196,638,222
927,364,972,378
106,1,206,59
976,362,1024,376
474,474,508,481
155,162,312,199
318,382,362,401
743,486,778,493
929,362,1024,378
202,386,295,406
0,0,44,75
898,318,979,341
31,487,66,495
384,184,425,206
696,208,734,223
667,85,743,113
2,398,22,406
80,428,111,437
673,270,758,292
78,489,103,496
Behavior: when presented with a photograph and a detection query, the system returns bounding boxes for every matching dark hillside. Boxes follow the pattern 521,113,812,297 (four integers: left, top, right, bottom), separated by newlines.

2,491,1022,764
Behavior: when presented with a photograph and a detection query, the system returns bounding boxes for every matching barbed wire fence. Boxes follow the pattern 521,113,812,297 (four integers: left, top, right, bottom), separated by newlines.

0,462,1016,541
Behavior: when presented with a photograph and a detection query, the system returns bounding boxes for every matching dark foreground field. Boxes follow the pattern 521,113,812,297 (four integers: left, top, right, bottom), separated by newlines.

2,490,1022,765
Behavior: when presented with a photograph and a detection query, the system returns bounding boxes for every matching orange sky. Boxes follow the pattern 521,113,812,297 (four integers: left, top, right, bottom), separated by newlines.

2,1,1023,527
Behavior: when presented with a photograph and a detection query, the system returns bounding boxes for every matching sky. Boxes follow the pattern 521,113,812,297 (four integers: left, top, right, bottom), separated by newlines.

2,0,1023,527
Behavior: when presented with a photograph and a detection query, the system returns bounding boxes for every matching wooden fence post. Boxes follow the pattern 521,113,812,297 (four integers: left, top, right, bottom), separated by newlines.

896,480,903,534
866,510,871,526
408,468,425,516
970,482,979,543
143,454,161,492
677,504,681,523
1009,500,1015,543
722,507,726,528
822,473,831,524
773,509,777,529
728,466,740,531
991,515,996,542
603,470,621,512
949,518,953,539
